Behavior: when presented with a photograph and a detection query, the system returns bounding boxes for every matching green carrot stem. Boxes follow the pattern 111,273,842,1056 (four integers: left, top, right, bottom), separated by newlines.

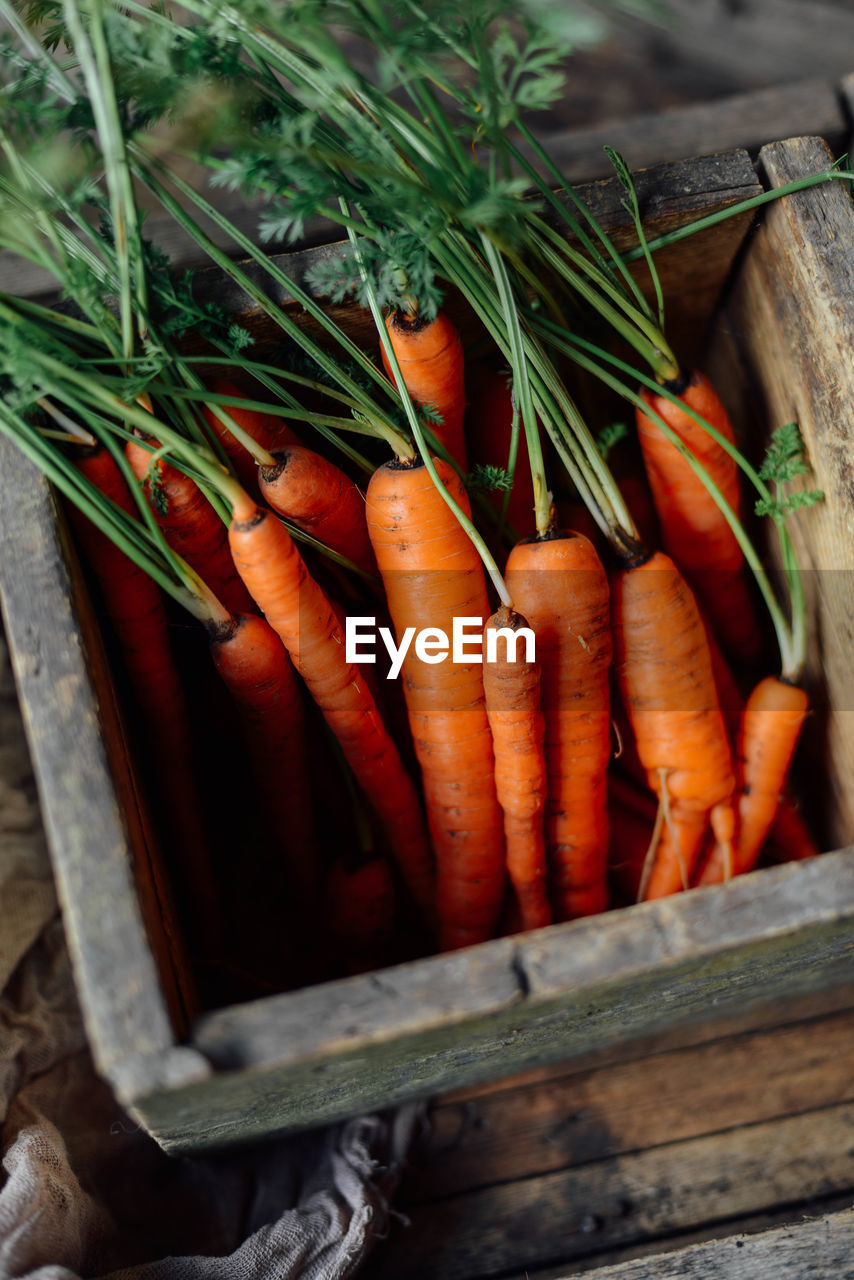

512,122,650,313
479,236,550,537
622,168,854,262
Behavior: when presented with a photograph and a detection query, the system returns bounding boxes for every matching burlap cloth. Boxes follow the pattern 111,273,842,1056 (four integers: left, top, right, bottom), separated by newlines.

0,632,418,1279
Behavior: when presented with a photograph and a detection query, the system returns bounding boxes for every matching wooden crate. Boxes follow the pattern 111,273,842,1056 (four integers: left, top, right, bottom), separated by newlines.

1,139,853,1156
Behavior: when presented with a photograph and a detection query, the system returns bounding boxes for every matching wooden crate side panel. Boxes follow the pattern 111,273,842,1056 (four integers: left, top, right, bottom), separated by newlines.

132,853,854,1152
187,150,762,373
0,440,209,1102
723,136,854,849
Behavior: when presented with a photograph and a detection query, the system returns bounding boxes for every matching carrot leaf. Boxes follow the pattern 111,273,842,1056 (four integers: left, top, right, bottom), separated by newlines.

755,422,824,519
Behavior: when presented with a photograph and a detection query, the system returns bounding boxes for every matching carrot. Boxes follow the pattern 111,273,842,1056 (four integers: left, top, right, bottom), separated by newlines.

365,456,505,951
611,549,737,899
258,443,377,578
382,309,468,471
636,370,763,664
208,612,320,913
125,436,255,617
696,675,809,885
767,796,820,864
226,489,436,923
466,365,535,536
482,605,550,931
505,532,613,920
325,852,397,976
201,377,298,494
69,445,220,955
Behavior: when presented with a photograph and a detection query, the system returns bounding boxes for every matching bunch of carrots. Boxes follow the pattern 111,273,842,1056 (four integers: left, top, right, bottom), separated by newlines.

0,0,835,986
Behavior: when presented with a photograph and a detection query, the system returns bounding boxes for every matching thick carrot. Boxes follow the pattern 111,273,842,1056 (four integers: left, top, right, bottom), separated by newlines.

125,437,255,617
482,605,550,931
636,371,762,664
611,549,737,898
201,377,298,494
697,675,809,885
365,456,505,951
226,490,436,922
208,612,320,912
382,309,468,470
258,443,376,577
69,445,220,954
505,532,613,920
466,365,535,536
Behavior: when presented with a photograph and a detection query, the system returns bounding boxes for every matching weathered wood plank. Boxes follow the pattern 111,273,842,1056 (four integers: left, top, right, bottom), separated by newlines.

404,1008,854,1202
367,1104,854,1280
635,0,854,86
129,852,854,1152
723,136,854,849
541,79,846,184
0,441,210,1103
520,1208,854,1280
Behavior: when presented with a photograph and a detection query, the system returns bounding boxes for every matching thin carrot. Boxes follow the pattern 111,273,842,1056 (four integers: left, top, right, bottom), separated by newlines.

258,443,377,578
505,532,613,920
382,308,468,470
482,604,550,931
696,675,809,885
226,488,436,923
366,456,505,951
69,444,220,955
125,436,255,617
636,371,763,664
611,549,737,899
208,612,320,913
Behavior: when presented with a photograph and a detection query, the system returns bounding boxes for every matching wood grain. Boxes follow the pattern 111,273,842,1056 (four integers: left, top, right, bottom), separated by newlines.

368,1104,854,1280
0,441,210,1104
541,79,846,184
131,850,854,1151
519,1209,854,1280
722,136,854,849
404,1009,854,1202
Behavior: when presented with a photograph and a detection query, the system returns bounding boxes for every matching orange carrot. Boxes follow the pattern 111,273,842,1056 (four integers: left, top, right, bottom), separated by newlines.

697,675,809,885
611,549,737,899
125,437,255,617
636,371,762,664
258,443,376,577
208,612,320,912
69,445,220,955
505,532,613,920
366,456,505,951
201,377,298,494
382,309,468,470
482,605,550,931
767,796,820,864
226,489,436,922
